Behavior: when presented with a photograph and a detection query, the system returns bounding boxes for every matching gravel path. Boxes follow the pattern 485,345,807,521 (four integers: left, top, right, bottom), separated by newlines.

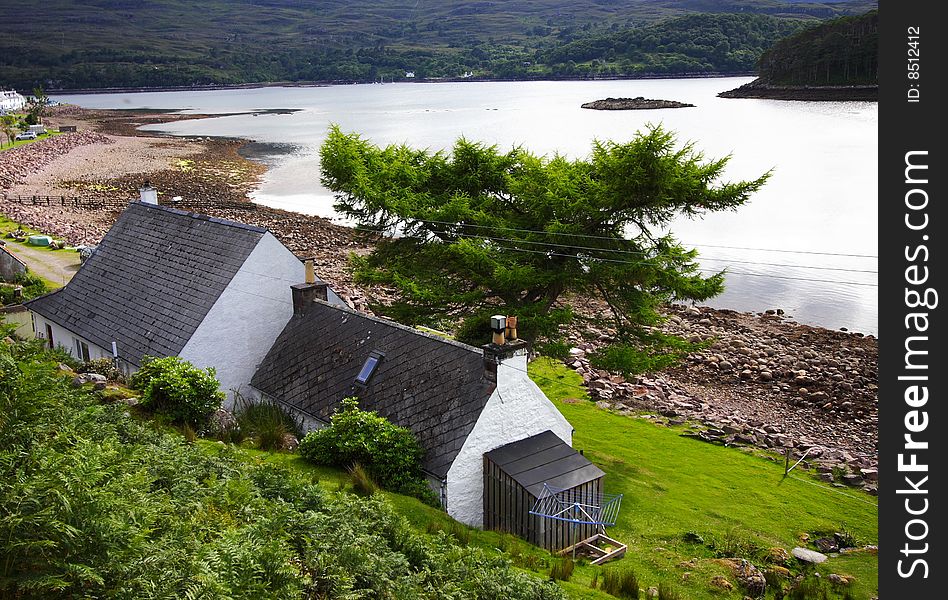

1,240,80,286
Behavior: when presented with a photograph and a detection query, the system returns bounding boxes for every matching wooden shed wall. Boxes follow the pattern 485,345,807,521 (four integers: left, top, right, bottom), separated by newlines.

483,455,603,551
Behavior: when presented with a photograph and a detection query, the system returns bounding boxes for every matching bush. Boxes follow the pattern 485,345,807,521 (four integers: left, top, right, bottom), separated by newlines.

77,357,124,382
601,567,640,598
549,557,575,582
0,272,47,305
298,397,439,505
130,355,224,426
0,340,568,599
233,393,302,450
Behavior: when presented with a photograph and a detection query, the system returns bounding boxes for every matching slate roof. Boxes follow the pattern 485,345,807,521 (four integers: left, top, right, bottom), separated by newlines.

25,202,266,366
251,300,496,478
484,430,604,497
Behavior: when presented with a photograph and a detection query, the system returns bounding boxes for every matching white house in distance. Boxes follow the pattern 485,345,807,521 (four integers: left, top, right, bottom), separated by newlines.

27,190,606,543
0,89,26,113
25,188,342,402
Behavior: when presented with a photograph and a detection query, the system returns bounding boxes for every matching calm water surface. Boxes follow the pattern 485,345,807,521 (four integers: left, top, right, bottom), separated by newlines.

56,79,878,335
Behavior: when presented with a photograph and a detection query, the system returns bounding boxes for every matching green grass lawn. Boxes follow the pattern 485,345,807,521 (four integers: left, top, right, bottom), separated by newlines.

0,212,71,251
221,357,877,599
530,357,878,599
0,129,64,152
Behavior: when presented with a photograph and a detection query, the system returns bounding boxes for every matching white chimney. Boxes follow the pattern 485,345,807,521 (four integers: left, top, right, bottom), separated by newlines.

139,182,158,205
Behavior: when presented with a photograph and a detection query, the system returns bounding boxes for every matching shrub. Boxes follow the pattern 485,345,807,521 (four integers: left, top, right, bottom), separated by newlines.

0,271,47,305
349,463,378,496
657,582,681,600
130,355,224,426
298,397,439,505
601,567,640,598
589,331,708,376
77,357,124,382
549,557,575,582
233,393,302,450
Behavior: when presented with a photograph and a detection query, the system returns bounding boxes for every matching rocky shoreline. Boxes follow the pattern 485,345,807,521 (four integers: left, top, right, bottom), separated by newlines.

567,303,877,487
718,79,878,101
581,96,695,110
1,105,878,482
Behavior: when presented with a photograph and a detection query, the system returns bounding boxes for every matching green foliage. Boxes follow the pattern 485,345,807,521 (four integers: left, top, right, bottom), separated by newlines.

76,357,124,382
0,339,567,599
233,394,302,451
130,355,224,426
588,331,708,376
322,125,768,357
600,567,640,598
0,1,875,89
543,13,811,75
0,271,47,305
657,582,682,600
298,397,439,506
757,10,878,85
349,462,379,496
550,557,575,582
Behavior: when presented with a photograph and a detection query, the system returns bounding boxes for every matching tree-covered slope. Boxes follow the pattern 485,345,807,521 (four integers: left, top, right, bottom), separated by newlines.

0,0,877,89
757,9,878,85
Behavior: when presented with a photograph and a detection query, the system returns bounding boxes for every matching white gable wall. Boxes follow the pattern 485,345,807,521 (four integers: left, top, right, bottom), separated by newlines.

179,232,303,407
445,353,573,528
31,314,114,362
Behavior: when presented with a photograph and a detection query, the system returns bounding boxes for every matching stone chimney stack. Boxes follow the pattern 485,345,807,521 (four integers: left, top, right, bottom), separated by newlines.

292,260,328,316
139,181,158,205
482,314,528,383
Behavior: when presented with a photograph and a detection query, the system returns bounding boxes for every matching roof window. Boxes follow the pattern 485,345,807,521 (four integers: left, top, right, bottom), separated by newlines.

355,351,384,386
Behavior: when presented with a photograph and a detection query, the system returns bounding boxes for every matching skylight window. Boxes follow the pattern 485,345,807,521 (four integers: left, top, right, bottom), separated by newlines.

355,351,384,385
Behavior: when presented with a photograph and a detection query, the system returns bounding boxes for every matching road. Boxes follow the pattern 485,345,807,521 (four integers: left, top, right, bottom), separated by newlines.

2,239,81,287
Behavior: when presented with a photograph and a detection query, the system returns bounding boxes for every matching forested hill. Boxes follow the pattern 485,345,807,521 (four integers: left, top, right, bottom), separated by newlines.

1,0,877,90
756,9,878,85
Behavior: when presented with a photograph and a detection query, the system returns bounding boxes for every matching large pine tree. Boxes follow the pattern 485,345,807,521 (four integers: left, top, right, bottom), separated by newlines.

320,125,769,366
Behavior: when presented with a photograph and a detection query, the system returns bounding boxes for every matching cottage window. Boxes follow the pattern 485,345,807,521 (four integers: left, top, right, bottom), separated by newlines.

74,338,90,362
355,351,384,385
44,323,53,349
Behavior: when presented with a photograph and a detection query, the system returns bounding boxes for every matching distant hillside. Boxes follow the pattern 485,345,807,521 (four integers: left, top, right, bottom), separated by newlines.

757,9,877,85
0,0,878,90
541,13,811,76
718,9,877,99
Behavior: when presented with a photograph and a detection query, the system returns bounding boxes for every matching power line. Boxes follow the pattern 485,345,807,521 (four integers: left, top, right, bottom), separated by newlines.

350,225,879,282
422,241,877,288
400,218,878,259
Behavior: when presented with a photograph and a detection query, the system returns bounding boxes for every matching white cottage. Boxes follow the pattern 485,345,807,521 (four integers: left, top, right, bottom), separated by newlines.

27,194,598,531
250,295,582,527
25,195,342,402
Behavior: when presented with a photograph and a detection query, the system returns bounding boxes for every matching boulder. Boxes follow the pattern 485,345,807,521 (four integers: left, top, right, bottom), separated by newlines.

792,547,828,564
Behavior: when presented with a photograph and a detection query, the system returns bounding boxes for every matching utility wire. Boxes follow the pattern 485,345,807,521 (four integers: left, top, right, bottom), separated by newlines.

393,218,878,259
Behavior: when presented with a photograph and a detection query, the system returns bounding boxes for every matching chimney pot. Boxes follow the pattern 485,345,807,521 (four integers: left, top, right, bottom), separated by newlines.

490,314,506,345
505,315,518,341
139,181,158,205
304,259,316,284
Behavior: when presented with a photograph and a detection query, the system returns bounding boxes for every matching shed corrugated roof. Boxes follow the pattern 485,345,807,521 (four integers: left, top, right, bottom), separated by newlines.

25,202,266,366
485,430,604,497
251,299,496,478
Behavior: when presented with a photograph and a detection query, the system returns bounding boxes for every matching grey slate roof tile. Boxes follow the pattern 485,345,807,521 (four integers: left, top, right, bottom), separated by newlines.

251,300,496,478
26,203,266,366
485,430,604,497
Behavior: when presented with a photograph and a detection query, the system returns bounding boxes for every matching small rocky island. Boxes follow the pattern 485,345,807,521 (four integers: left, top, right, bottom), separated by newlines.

581,97,695,110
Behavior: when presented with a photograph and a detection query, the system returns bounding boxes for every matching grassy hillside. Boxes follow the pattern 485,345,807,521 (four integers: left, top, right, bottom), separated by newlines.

0,0,877,89
0,327,877,599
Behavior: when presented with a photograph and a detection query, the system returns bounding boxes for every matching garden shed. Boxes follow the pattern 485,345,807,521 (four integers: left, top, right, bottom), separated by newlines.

483,430,611,551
